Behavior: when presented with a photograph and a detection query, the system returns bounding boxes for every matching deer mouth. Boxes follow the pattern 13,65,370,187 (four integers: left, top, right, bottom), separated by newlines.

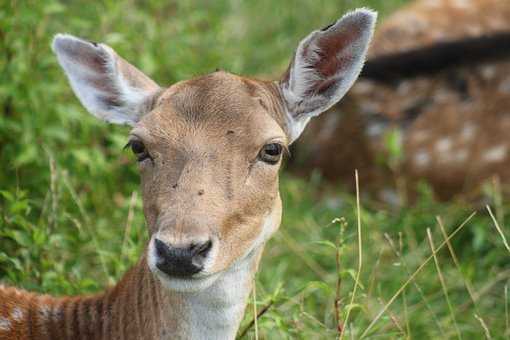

154,269,222,293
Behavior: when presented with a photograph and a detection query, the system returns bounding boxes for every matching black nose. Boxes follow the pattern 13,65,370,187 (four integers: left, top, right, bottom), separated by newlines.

154,238,213,277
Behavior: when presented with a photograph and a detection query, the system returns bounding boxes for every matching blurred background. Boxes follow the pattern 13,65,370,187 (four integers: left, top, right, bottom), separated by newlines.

1,0,509,338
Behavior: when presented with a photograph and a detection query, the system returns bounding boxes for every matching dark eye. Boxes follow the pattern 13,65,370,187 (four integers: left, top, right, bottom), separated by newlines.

259,143,283,164
125,140,151,162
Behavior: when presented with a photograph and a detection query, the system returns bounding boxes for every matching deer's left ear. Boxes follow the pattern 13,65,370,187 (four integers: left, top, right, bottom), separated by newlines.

279,9,376,142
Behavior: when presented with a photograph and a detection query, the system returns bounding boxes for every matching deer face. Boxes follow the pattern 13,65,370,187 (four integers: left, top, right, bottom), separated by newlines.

133,73,287,291
52,9,375,292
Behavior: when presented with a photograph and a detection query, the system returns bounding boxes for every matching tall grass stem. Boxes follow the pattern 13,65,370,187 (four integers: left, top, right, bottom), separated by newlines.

360,211,476,338
340,170,363,339
426,228,462,340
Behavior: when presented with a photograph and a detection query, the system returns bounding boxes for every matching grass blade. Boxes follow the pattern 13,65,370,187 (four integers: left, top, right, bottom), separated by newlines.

474,314,492,339
253,280,259,340
426,228,462,340
339,170,363,339
383,232,446,336
487,205,510,253
506,283,509,339
359,211,476,339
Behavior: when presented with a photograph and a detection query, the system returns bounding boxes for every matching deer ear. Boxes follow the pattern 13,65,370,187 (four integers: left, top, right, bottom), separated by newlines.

52,34,161,125
279,9,376,142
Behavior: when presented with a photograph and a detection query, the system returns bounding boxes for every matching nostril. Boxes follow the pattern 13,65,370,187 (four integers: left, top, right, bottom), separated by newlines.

155,238,171,258
195,240,212,257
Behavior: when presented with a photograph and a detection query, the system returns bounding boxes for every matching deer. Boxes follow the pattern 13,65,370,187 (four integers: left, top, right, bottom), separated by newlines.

292,0,510,201
0,9,376,340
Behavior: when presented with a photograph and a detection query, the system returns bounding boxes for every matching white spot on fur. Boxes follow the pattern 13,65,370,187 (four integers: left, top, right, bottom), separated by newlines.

393,13,427,34
434,91,453,103
0,317,11,331
452,149,469,163
411,130,430,143
366,123,385,138
466,25,482,36
38,305,51,320
359,101,381,114
484,145,507,163
498,79,510,94
10,307,23,322
51,303,63,322
397,81,412,95
414,150,431,168
461,123,476,141
481,65,496,80
436,138,452,153
488,17,507,31
451,0,472,9
424,0,443,8
430,31,447,41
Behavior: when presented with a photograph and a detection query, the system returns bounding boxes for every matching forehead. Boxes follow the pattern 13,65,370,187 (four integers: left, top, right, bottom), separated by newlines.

137,71,287,144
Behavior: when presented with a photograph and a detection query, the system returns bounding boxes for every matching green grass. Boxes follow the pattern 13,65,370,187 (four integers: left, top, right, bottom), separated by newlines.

1,0,509,338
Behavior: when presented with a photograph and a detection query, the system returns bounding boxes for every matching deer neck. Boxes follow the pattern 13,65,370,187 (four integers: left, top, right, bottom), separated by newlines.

101,244,262,340
0,244,263,340
156,246,263,340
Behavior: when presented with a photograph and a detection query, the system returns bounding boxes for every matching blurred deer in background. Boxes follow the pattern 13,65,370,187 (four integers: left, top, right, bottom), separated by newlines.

293,0,510,201
0,9,376,340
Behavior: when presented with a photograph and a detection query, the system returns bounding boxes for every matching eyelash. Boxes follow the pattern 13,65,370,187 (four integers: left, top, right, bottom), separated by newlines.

258,143,285,165
125,140,152,162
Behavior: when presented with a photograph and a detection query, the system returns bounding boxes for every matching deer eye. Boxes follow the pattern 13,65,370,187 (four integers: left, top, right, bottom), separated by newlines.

125,140,151,162
259,143,283,165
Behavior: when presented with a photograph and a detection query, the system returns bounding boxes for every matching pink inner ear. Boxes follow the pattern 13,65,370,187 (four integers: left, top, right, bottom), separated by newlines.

59,41,109,75
60,41,124,108
312,28,359,80
280,10,375,132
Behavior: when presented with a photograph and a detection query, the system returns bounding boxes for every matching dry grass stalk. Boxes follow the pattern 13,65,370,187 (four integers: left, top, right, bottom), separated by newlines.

339,170,363,339
426,228,462,340
486,205,510,253
359,211,476,338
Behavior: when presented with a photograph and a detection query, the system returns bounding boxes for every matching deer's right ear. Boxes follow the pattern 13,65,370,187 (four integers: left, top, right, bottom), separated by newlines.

279,9,376,143
52,34,161,125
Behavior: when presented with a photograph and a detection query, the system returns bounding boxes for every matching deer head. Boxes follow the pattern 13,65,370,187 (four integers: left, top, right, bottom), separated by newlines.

52,9,376,293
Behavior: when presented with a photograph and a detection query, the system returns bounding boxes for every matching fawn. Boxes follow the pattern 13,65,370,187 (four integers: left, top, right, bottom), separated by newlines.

294,0,510,201
0,9,376,340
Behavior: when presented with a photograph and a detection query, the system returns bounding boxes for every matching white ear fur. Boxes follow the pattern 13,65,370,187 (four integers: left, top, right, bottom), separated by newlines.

280,8,377,142
52,34,160,125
